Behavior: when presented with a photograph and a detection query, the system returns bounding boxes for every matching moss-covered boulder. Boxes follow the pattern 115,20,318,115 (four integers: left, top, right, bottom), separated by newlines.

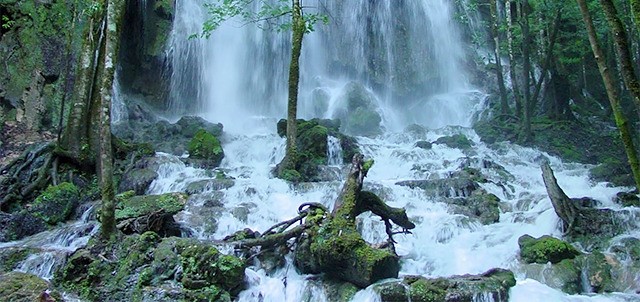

0,272,61,302
518,235,581,264
445,189,501,225
580,252,615,293
519,258,582,294
415,140,432,149
29,182,81,225
115,192,187,236
186,128,225,168
614,191,640,207
374,268,516,302
57,232,246,301
434,134,474,150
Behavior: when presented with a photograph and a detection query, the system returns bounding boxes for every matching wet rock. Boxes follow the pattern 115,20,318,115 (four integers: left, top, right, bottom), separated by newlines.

0,212,46,242
610,237,640,261
374,268,516,302
0,271,61,302
186,129,225,168
434,134,473,150
580,252,616,293
332,82,382,137
30,182,81,225
396,177,479,198
519,259,582,294
614,191,640,207
115,192,187,236
176,116,223,138
415,140,432,150
118,168,158,195
59,233,245,301
322,279,359,302
185,179,235,195
0,247,34,273
518,235,581,264
445,189,501,225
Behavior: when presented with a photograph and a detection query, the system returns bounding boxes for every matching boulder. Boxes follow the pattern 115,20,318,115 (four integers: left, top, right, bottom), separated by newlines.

0,247,34,273
185,179,235,195
0,272,61,302
186,129,224,168
115,192,188,236
374,268,516,302
58,232,246,301
118,168,158,195
0,212,46,242
518,235,581,264
434,134,474,150
415,140,432,150
30,182,81,225
332,82,382,137
614,191,640,207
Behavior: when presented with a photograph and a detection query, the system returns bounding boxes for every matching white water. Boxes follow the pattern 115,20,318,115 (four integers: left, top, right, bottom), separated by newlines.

0,205,99,280
153,0,640,301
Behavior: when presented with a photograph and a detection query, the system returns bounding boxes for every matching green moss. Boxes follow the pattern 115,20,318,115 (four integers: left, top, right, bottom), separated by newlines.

0,272,60,302
188,129,224,166
115,192,187,220
519,235,581,264
0,248,33,273
434,134,473,150
408,278,448,302
31,182,80,225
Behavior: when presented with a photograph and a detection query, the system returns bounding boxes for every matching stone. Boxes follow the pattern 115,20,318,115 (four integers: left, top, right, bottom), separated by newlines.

118,168,158,195
518,235,581,264
115,192,188,236
434,134,474,150
0,272,60,302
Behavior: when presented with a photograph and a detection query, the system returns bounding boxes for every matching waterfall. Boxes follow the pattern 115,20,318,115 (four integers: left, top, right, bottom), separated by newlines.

166,0,485,133
327,135,343,166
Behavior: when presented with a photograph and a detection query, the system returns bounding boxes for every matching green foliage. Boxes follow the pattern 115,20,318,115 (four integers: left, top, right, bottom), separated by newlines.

200,0,327,37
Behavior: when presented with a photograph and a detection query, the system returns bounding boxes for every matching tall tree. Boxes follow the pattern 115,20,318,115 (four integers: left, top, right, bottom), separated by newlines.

600,0,640,120
521,0,533,141
576,0,640,191
489,0,509,115
631,0,640,34
506,0,523,117
278,0,305,176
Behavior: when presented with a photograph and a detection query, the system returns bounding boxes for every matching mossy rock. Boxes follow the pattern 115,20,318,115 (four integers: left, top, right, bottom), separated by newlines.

434,134,473,150
345,107,382,137
187,129,224,167
117,168,158,195
614,191,640,207
185,178,235,195
0,247,34,273
30,182,80,225
115,192,187,220
579,252,615,293
57,233,246,301
0,212,47,242
518,235,581,264
375,268,516,302
0,272,61,302
415,140,432,149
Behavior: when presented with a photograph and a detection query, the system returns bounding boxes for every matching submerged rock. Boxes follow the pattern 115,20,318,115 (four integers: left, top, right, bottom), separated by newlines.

518,235,581,264
374,268,516,302
434,134,474,150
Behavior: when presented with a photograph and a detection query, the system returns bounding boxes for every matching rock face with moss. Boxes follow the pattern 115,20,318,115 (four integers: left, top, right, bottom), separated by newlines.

276,118,360,182
57,232,246,301
115,192,188,236
0,271,61,302
518,235,581,264
374,268,516,302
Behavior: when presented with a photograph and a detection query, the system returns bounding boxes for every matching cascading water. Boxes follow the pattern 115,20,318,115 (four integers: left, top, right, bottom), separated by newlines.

146,2,640,301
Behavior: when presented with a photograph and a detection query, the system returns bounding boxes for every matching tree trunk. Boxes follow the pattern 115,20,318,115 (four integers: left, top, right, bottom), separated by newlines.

541,163,578,231
278,0,305,176
99,0,126,240
631,0,640,36
506,0,523,117
577,0,640,192
600,0,640,121
490,0,509,115
531,11,561,113
521,0,533,141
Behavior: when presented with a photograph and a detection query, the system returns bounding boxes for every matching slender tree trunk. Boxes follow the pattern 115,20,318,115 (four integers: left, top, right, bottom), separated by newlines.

577,0,640,192
99,0,126,239
531,11,562,111
490,0,509,115
631,0,640,35
279,0,305,175
506,0,523,117
600,0,640,121
521,0,533,140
